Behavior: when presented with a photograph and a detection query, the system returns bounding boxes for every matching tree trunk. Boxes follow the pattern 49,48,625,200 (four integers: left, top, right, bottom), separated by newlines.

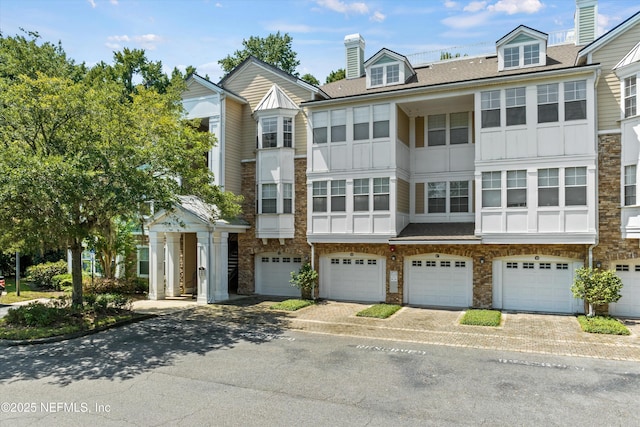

70,240,84,306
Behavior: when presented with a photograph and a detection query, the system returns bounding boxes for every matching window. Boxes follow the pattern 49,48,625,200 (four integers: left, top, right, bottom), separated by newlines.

455,261,466,268
312,112,327,144
450,181,469,213
312,181,327,212
482,171,501,207
373,104,389,138
523,44,539,65
425,260,436,267
283,257,291,263
262,117,278,148
506,262,518,269
283,183,293,213
428,182,446,213
625,165,636,206
428,114,446,146
354,178,369,211
523,262,534,269
370,64,400,86
539,263,551,269
331,109,346,142
137,247,149,277
441,261,451,267
504,46,519,68
565,167,587,206
343,259,351,265
262,184,277,213
538,168,559,206
371,66,383,86
537,83,558,123
387,64,400,84
331,180,346,212
355,259,364,265
368,259,377,265
283,117,292,147
625,76,637,118
373,177,390,210
450,112,469,144
507,170,527,207
506,87,526,126
353,107,369,140
481,90,501,128
616,264,629,272
564,80,586,121
412,261,422,267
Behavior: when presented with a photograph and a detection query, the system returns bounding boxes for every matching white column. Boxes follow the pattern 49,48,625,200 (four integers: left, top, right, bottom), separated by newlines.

196,231,210,304
165,233,182,297
210,231,229,303
148,232,165,300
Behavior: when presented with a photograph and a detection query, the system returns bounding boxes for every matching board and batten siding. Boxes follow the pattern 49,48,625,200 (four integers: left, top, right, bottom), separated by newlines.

591,21,640,130
397,178,410,214
223,98,243,194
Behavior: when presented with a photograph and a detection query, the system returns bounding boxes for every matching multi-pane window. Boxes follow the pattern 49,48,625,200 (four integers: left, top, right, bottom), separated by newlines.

565,167,587,206
428,182,446,213
331,109,346,142
312,112,327,144
137,247,149,277
507,170,527,207
450,181,469,212
481,90,501,128
428,114,446,146
312,181,327,212
353,107,369,140
387,64,400,84
450,112,469,144
506,87,526,126
538,168,559,206
283,183,293,213
373,104,390,138
262,117,278,148
262,184,277,213
373,177,390,210
353,178,369,211
482,171,501,207
283,117,292,147
537,83,558,123
331,180,346,212
371,66,383,86
625,165,636,206
370,64,400,86
564,80,587,121
504,46,519,68
523,44,539,65
625,76,637,118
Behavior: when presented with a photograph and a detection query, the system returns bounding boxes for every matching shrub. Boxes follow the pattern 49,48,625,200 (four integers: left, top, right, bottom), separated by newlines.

290,263,318,297
5,300,71,327
86,277,146,295
577,315,630,335
26,260,68,289
52,273,73,291
84,293,132,314
572,268,623,316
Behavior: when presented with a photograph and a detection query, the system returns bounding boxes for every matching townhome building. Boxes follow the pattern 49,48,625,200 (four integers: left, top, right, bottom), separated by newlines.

146,0,640,317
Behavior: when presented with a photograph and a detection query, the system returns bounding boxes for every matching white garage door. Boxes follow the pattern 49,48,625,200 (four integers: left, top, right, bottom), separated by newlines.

320,255,385,302
405,257,472,307
497,260,581,314
610,263,640,318
255,254,302,297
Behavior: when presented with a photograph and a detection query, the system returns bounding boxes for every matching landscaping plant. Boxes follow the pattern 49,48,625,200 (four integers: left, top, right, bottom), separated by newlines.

571,267,623,317
290,263,318,299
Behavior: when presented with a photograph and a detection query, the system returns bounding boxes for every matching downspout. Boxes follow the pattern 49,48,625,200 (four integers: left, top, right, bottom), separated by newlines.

586,68,601,317
308,240,315,299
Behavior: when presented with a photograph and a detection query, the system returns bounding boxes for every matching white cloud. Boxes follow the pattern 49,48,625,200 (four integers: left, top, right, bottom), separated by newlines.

442,11,491,29
106,34,163,50
487,0,542,15
107,35,130,42
87,0,96,8
265,22,315,33
370,11,385,22
105,42,120,50
463,1,487,12
316,0,369,15
444,0,458,8
215,2,222,7
109,0,118,5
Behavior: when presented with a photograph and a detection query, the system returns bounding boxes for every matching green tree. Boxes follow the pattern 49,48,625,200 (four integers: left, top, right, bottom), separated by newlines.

301,73,320,86
290,263,318,299
571,267,623,317
325,68,345,84
219,32,300,75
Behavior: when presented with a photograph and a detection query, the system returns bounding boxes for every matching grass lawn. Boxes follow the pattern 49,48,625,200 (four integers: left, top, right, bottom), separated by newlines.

577,315,630,335
356,303,402,319
0,277,66,304
460,309,502,326
270,299,314,311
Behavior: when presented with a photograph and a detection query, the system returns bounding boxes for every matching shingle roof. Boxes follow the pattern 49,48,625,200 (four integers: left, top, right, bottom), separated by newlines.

391,223,479,242
316,44,584,101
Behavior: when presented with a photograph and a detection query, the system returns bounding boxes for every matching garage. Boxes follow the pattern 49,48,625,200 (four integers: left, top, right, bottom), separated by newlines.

493,258,583,314
319,254,385,302
404,255,472,307
609,262,640,318
255,253,302,297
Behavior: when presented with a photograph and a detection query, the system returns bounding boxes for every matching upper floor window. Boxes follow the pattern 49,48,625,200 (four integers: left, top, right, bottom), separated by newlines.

262,117,278,148
450,112,469,144
625,76,637,118
370,64,401,87
331,180,346,212
481,90,501,128
428,182,446,213
565,167,587,206
482,171,501,207
312,112,328,144
353,107,369,140
373,177,390,210
504,46,519,68
507,170,527,207
371,67,383,86
450,181,469,212
427,112,470,146
260,116,295,148
283,183,293,213
428,114,446,146
538,168,559,207
312,181,327,212
506,87,526,126
331,110,346,142
283,117,292,148
523,44,540,65
353,178,369,211
538,83,559,123
564,80,586,121
262,184,277,213
373,104,390,138
625,165,636,206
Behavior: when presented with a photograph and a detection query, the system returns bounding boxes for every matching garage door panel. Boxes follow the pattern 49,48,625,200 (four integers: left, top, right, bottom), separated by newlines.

321,256,384,302
256,255,302,297
406,258,472,307
610,264,640,317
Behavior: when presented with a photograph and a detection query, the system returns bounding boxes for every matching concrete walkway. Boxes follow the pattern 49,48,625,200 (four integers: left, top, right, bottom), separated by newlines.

132,297,640,362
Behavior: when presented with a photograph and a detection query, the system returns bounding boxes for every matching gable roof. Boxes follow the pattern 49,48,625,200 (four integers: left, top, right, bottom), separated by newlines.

184,73,247,104
614,41,640,70
577,10,640,64
496,25,548,46
255,84,299,111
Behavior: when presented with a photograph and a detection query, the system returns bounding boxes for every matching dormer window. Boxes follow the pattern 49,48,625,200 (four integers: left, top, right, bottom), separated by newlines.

370,63,400,87
364,48,415,89
524,44,540,65
496,26,547,71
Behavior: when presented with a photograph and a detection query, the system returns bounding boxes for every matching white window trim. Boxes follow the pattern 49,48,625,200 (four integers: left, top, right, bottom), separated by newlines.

367,62,403,88
137,245,150,278
256,113,297,149
260,182,295,215
499,41,545,71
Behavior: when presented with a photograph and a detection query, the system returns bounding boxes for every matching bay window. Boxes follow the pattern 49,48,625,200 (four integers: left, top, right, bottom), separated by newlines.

625,76,637,118
261,184,277,213
625,165,636,206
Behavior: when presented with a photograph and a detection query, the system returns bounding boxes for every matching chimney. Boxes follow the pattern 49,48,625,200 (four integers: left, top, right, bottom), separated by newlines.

575,0,598,45
344,34,365,79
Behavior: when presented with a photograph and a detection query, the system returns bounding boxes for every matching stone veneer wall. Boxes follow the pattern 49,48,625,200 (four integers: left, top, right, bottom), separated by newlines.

237,157,310,294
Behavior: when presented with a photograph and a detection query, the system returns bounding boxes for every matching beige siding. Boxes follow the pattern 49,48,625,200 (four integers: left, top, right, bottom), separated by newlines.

223,98,243,194
592,21,640,130
182,81,216,100
415,182,425,214
415,117,425,148
397,106,409,146
397,178,410,214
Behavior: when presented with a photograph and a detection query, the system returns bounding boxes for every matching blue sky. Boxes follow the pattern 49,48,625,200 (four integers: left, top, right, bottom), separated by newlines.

1,0,639,84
